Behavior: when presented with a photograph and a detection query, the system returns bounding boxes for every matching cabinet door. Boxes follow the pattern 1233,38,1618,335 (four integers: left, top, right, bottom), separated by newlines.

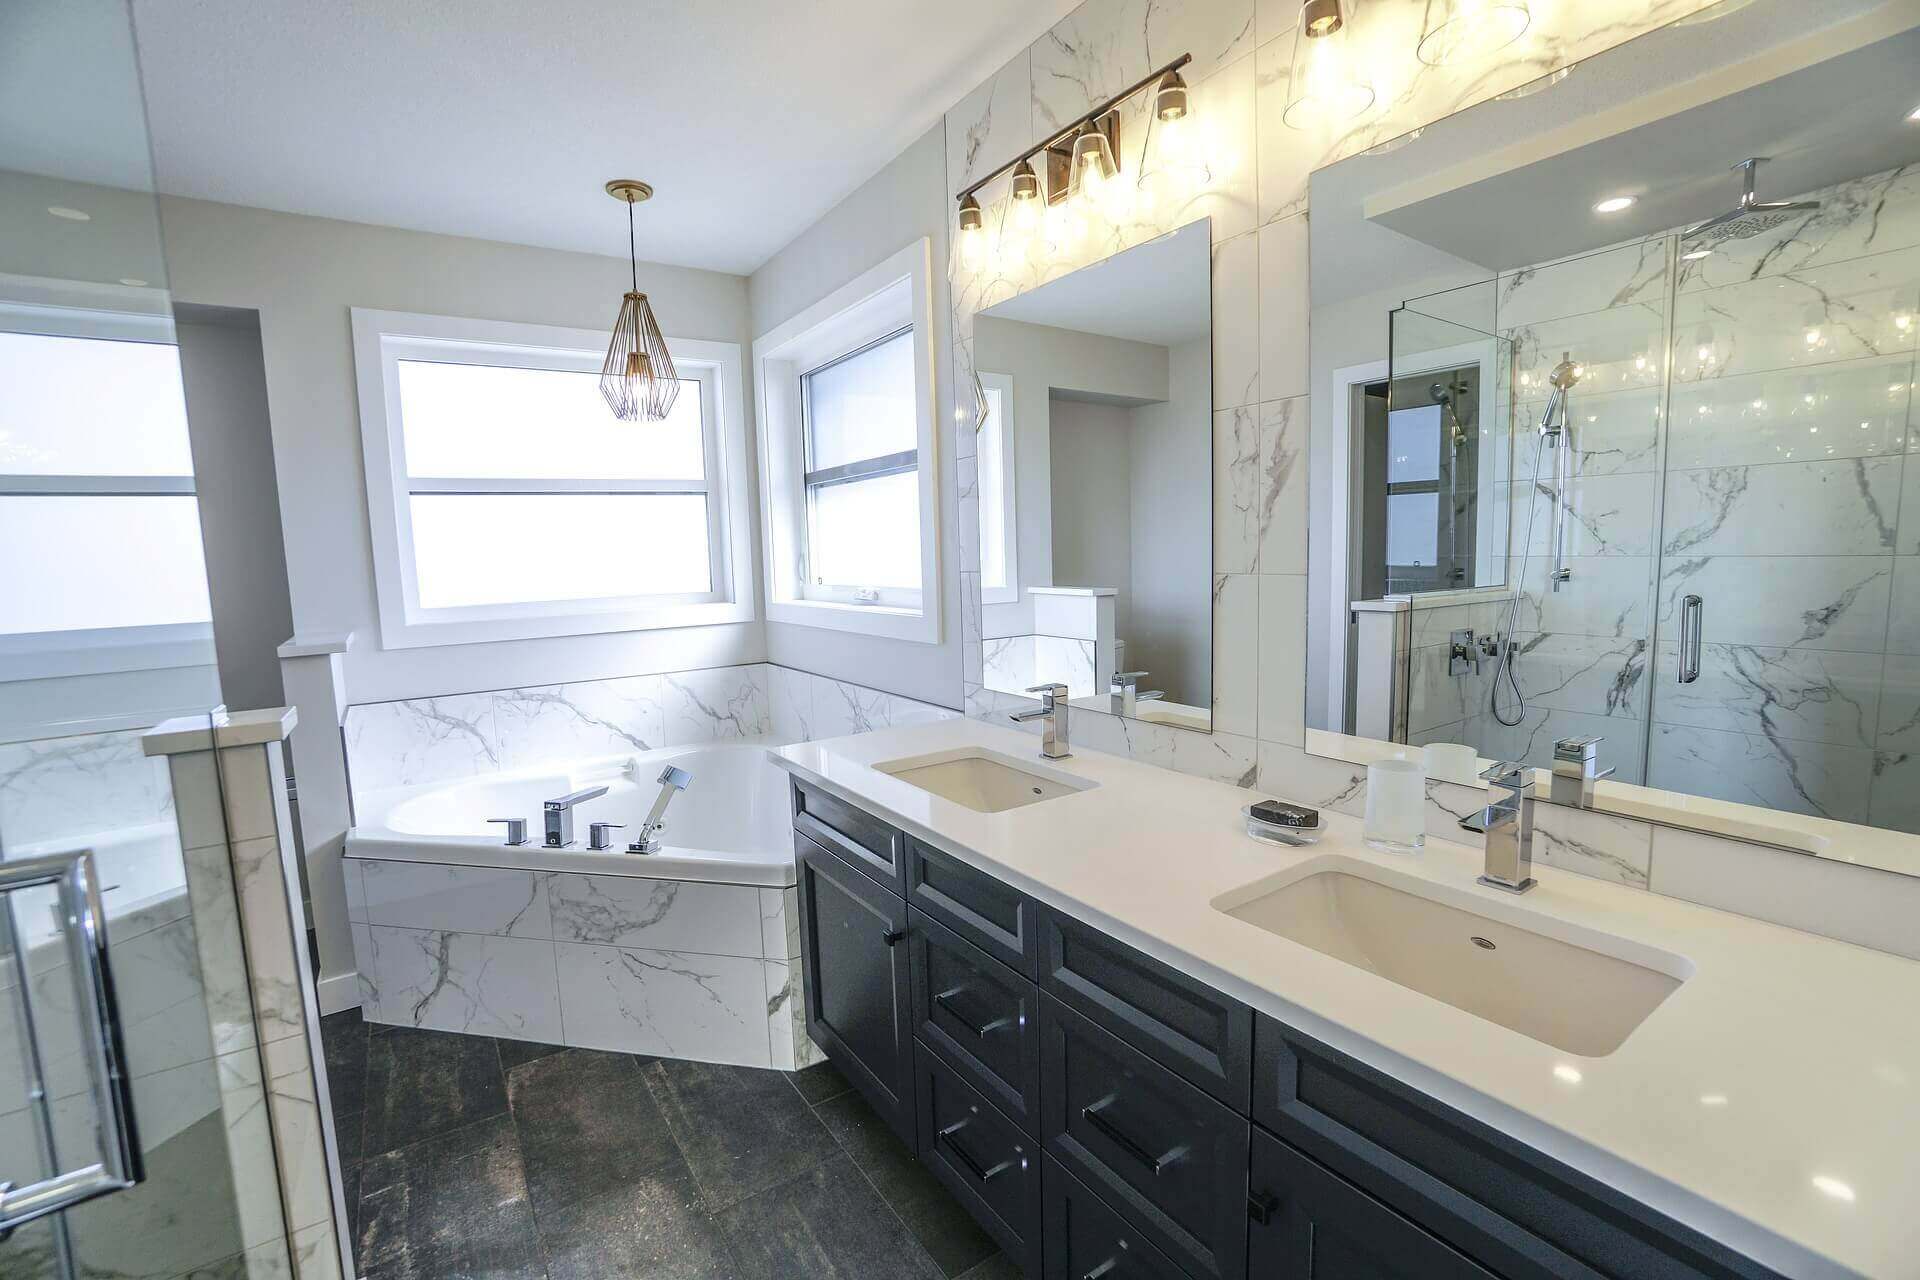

795,832,916,1143
1247,1128,1497,1280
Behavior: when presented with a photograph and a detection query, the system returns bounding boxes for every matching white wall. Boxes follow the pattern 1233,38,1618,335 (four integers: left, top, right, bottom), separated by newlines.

746,125,963,709
1047,397,1134,641
1127,337,1212,704
157,195,761,706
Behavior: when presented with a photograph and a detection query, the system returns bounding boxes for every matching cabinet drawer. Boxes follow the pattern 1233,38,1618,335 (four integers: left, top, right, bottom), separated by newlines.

1253,1015,1780,1280
1038,906,1251,1110
794,833,916,1144
910,908,1042,1135
1247,1127,1497,1279
792,777,906,893
906,836,1039,977
1040,995,1248,1280
917,1047,1042,1277
1043,1156,1190,1280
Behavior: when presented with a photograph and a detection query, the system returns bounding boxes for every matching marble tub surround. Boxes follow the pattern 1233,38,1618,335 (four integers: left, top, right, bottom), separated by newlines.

775,718,1920,1279
346,856,818,1069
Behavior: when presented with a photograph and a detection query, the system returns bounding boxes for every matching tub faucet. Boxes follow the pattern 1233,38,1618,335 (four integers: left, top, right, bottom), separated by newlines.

629,765,692,855
1460,763,1537,894
1009,683,1071,759
543,786,607,848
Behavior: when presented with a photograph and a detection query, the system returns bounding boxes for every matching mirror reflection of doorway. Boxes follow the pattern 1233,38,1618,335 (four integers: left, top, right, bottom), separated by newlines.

1356,362,1483,598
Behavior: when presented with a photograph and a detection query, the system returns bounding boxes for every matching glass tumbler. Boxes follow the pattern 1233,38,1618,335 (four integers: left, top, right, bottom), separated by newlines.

1364,758,1427,854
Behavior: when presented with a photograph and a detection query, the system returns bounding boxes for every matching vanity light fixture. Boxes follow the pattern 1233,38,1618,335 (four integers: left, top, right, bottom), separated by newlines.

598,179,679,422
1416,0,1531,67
1283,0,1375,130
951,53,1192,260
1593,194,1636,214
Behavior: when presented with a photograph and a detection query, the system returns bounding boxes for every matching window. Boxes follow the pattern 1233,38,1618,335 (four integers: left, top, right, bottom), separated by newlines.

353,309,754,648
0,318,214,664
975,371,1019,605
754,239,940,643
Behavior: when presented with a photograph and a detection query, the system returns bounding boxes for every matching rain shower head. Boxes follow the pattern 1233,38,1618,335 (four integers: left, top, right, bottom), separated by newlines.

1684,158,1820,243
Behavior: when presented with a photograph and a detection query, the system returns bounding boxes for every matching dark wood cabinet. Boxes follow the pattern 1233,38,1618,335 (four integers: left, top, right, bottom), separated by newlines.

794,830,916,1144
916,1046,1044,1276
910,906,1043,1135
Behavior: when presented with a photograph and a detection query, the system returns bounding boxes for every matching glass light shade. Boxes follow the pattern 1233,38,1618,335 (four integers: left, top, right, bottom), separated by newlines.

1283,2,1375,130
1070,126,1117,210
1416,0,1530,66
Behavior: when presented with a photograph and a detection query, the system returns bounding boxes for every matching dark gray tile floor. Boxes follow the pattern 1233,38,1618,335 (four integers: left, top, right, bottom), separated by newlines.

322,1010,1018,1279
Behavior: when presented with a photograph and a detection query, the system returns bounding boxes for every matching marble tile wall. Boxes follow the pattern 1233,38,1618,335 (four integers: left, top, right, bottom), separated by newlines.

347,857,820,1069
982,633,1098,698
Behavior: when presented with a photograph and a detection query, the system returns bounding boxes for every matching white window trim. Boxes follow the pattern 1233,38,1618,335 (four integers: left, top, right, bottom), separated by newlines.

975,370,1020,607
351,307,756,650
0,286,216,679
753,239,941,644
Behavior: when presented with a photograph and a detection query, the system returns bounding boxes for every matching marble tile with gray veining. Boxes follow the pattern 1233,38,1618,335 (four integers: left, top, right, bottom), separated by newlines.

1657,555,1893,652
1511,384,1664,478
1672,248,1920,383
1661,457,1899,558
360,924,563,1042
1505,631,1649,721
344,693,499,792
1213,405,1260,574
661,666,770,745
361,860,551,938
1257,395,1306,573
1648,722,1874,825
554,941,771,1066
766,664,815,742
1507,472,1658,559
492,675,666,768
945,46,1032,196
1497,238,1670,332
548,873,763,958
1652,640,1882,749
1664,352,1914,470
0,728,175,847
1028,0,1255,135
1529,803,1653,888
1676,164,1920,292
1169,729,1259,788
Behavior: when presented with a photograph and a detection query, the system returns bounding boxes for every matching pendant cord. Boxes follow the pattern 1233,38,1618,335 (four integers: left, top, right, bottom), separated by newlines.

627,201,638,294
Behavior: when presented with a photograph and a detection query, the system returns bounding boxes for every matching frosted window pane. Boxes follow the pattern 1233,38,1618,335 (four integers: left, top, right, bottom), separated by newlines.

1386,492,1438,566
805,330,915,471
409,494,710,608
809,471,920,589
1387,405,1441,484
0,497,211,634
397,361,705,481
978,387,1010,591
0,333,192,476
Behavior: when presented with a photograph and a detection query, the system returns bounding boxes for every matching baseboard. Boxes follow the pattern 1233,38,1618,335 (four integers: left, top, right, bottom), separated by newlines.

316,969,362,1016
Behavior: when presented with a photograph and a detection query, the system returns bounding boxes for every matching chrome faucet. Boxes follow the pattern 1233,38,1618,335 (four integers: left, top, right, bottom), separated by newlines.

1462,763,1537,894
1109,671,1164,717
542,786,608,848
628,765,691,854
1009,683,1071,759
1549,735,1614,808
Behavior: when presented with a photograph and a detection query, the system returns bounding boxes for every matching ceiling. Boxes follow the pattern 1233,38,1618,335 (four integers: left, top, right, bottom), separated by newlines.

982,219,1212,347
118,0,1081,276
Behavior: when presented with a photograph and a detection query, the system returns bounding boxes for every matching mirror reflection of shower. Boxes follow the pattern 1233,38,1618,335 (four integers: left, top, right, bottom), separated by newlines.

1490,354,1582,727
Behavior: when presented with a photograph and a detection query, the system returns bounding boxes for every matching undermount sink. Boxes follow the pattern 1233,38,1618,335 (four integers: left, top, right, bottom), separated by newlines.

874,748,1096,813
1216,857,1691,1057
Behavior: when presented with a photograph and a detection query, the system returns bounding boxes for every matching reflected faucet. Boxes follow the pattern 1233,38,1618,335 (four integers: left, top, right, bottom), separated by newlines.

1549,736,1614,808
1109,671,1164,717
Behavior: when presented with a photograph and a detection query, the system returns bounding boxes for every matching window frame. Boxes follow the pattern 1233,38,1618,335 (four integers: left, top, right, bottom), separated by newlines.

0,290,217,680
351,307,755,649
974,370,1020,606
753,239,942,644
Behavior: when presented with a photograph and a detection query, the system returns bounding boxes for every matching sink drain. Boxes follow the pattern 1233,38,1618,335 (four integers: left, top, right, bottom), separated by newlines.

1469,936,1496,950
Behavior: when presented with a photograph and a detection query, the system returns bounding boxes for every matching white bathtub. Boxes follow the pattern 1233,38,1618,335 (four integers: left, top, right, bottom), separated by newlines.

344,740,820,1068
7,820,188,951
347,740,796,887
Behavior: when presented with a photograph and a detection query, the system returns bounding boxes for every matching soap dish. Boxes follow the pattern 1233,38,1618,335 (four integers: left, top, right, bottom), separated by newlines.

1243,802,1324,847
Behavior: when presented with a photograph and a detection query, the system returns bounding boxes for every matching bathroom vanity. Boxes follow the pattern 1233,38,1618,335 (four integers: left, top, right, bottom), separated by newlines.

774,720,1920,1280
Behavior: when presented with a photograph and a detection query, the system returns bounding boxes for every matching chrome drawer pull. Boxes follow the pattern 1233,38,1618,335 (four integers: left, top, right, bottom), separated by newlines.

1082,1096,1183,1176
1081,1261,1118,1279
934,986,1012,1038
936,1119,1015,1183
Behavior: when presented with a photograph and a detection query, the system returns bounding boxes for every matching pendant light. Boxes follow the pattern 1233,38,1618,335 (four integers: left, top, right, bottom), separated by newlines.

1416,0,1530,67
1283,0,1374,129
600,179,680,422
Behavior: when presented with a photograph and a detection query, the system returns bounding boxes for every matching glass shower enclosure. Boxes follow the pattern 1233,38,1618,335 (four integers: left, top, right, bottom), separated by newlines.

1385,163,1919,831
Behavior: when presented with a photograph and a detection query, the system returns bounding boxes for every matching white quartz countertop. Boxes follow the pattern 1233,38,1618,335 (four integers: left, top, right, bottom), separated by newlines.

771,719,1920,1280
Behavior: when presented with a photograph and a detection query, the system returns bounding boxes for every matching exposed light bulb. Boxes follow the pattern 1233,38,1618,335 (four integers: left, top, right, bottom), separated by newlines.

957,193,986,270
1283,0,1374,130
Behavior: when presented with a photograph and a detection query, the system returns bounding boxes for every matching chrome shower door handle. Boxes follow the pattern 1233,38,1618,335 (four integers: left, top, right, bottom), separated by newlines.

1678,594,1704,684
0,849,142,1239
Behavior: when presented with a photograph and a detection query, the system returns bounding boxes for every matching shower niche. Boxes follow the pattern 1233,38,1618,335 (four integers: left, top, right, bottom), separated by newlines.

1305,9,1920,837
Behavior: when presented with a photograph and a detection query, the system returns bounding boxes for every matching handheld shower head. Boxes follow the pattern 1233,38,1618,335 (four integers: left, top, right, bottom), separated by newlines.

1684,158,1820,244
1548,356,1582,391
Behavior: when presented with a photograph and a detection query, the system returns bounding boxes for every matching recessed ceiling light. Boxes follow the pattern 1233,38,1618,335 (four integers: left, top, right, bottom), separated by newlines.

47,205,90,221
1593,195,1636,214
118,277,148,287
1811,1175,1856,1203
1681,248,1712,261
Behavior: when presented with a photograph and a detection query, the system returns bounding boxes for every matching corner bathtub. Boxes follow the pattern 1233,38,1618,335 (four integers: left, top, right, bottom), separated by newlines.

344,741,821,1069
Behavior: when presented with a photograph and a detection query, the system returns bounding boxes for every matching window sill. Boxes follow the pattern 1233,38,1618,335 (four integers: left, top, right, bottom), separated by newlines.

376,597,756,651
766,596,938,644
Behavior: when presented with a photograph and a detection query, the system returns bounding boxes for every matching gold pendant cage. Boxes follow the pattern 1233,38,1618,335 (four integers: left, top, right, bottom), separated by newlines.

600,178,680,422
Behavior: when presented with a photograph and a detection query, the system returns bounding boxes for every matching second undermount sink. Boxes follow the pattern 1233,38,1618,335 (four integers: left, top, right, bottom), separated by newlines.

1216,857,1692,1056
874,748,1097,813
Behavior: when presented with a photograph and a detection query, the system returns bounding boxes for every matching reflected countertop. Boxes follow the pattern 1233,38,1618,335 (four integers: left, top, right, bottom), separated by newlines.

773,718,1920,1280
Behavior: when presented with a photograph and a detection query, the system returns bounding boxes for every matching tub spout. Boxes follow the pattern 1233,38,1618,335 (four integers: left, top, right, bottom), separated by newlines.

628,765,692,854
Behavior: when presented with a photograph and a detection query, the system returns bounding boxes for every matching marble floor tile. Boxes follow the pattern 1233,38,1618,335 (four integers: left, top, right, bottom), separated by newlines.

535,1166,736,1280
355,1114,543,1280
642,1057,841,1212
953,1255,1025,1280
717,1151,945,1280
815,1089,997,1278
319,1008,370,1120
505,1048,684,1218
361,1026,508,1157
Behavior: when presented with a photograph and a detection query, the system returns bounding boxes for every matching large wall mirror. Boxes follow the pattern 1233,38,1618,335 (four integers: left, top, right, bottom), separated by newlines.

1305,3,1920,867
975,218,1213,731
